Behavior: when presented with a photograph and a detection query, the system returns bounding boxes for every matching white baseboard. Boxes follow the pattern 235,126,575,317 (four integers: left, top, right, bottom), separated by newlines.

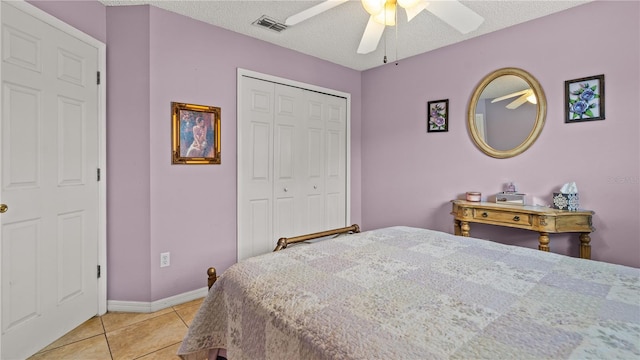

107,287,209,313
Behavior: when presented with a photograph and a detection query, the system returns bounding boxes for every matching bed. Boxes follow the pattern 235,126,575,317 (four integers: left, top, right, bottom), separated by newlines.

178,225,640,359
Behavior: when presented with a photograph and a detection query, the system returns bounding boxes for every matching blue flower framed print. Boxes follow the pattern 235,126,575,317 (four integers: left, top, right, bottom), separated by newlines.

427,99,449,132
565,74,605,123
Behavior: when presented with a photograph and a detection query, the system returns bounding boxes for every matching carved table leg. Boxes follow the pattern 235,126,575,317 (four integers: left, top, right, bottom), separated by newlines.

538,232,550,252
579,233,592,259
453,220,461,236
460,221,470,237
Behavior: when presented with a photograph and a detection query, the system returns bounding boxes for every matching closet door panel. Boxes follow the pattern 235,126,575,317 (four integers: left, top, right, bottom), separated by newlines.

274,196,295,243
303,91,325,233
249,123,270,188
274,124,296,238
325,96,347,229
326,193,345,229
275,125,295,180
307,129,323,178
306,128,325,232
239,77,274,260
249,199,272,257
274,84,304,238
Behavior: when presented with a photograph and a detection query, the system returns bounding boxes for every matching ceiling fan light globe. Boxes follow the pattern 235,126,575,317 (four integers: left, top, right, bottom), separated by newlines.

526,94,537,104
372,2,396,25
361,0,386,16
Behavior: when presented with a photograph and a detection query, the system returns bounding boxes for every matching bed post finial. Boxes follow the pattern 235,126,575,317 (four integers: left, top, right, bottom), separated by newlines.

274,237,288,252
207,267,217,289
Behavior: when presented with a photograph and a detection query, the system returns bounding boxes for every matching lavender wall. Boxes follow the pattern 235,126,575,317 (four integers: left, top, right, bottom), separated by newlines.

361,0,640,268
120,6,362,300
28,0,106,43
105,6,154,302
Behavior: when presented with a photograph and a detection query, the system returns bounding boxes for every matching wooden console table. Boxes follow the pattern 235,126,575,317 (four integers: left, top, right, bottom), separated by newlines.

451,200,595,259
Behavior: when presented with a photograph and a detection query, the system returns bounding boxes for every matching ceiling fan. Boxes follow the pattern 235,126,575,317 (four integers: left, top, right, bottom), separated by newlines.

491,89,537,109
285,0,485,54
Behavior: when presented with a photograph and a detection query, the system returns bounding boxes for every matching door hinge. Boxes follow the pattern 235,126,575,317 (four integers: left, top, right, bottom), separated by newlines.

97,71,101,85
97,168,101,181
97,265,101,278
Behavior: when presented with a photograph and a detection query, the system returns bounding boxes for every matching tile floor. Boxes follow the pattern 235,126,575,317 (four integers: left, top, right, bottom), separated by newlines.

27,297,204,360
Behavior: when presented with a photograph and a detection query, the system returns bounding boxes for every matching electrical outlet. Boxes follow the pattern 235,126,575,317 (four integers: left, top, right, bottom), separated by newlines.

160,252,170,267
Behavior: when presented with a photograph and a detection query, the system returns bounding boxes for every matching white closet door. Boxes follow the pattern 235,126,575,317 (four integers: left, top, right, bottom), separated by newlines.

302,91,326,234
238,73,348,261
273,84,305,240
324,94,347,229
238,77,274,260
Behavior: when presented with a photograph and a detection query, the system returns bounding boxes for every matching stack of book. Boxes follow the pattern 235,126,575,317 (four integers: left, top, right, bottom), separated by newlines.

495,192,525,204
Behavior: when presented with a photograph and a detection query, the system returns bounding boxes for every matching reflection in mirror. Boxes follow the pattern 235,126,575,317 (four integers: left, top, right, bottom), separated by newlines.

477,75,536,151
467,68,547,158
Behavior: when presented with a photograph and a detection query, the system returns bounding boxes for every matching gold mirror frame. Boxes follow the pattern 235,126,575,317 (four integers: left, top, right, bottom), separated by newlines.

467,67,547,159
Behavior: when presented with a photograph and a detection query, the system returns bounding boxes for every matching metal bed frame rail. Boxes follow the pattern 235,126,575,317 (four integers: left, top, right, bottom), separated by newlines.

273,224,360,251
207,224,361,289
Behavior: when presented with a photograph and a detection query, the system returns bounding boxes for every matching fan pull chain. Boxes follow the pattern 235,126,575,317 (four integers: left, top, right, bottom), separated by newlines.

383,3,388,64
395,6,398,65
382,1,399,66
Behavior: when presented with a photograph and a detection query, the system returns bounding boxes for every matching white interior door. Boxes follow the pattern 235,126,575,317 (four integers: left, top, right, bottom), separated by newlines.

1,2,102,358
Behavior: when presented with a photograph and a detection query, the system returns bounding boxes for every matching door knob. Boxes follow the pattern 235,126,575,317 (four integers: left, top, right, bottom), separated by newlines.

283,188,288,192
0,204,7,213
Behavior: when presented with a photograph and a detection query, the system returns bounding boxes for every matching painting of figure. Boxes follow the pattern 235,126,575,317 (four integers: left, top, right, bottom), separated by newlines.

172,102,221,164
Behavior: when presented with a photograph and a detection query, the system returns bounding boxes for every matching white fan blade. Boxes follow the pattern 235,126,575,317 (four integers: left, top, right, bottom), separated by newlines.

405,1,427,22
285,0,349,26
506,94,529,109
425,0,484,34
357,16,386,54
491,89,530,103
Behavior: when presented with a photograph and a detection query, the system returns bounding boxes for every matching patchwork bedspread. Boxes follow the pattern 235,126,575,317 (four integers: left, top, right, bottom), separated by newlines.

178,226,640,359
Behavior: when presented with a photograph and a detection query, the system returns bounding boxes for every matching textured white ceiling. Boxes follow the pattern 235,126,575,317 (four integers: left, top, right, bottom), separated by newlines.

99,0,592,71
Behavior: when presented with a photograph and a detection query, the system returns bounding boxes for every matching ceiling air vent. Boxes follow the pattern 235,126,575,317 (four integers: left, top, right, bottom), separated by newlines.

253,15,287,33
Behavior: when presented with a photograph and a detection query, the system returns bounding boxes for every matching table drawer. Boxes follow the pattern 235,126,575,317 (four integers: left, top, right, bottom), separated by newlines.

473,209,532,226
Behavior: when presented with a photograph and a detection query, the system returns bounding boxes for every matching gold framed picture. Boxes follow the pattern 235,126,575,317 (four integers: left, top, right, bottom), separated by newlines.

171,102,221,164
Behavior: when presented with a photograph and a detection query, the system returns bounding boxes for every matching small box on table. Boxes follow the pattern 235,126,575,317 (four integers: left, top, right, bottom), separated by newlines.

552,192,579,211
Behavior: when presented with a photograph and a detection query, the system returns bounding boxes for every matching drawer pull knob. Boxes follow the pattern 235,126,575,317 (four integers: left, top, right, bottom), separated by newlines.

482,212,488,218
513,216,520,221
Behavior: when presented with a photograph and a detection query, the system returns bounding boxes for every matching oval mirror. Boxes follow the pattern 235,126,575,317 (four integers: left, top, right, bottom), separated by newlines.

467,67,547,158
